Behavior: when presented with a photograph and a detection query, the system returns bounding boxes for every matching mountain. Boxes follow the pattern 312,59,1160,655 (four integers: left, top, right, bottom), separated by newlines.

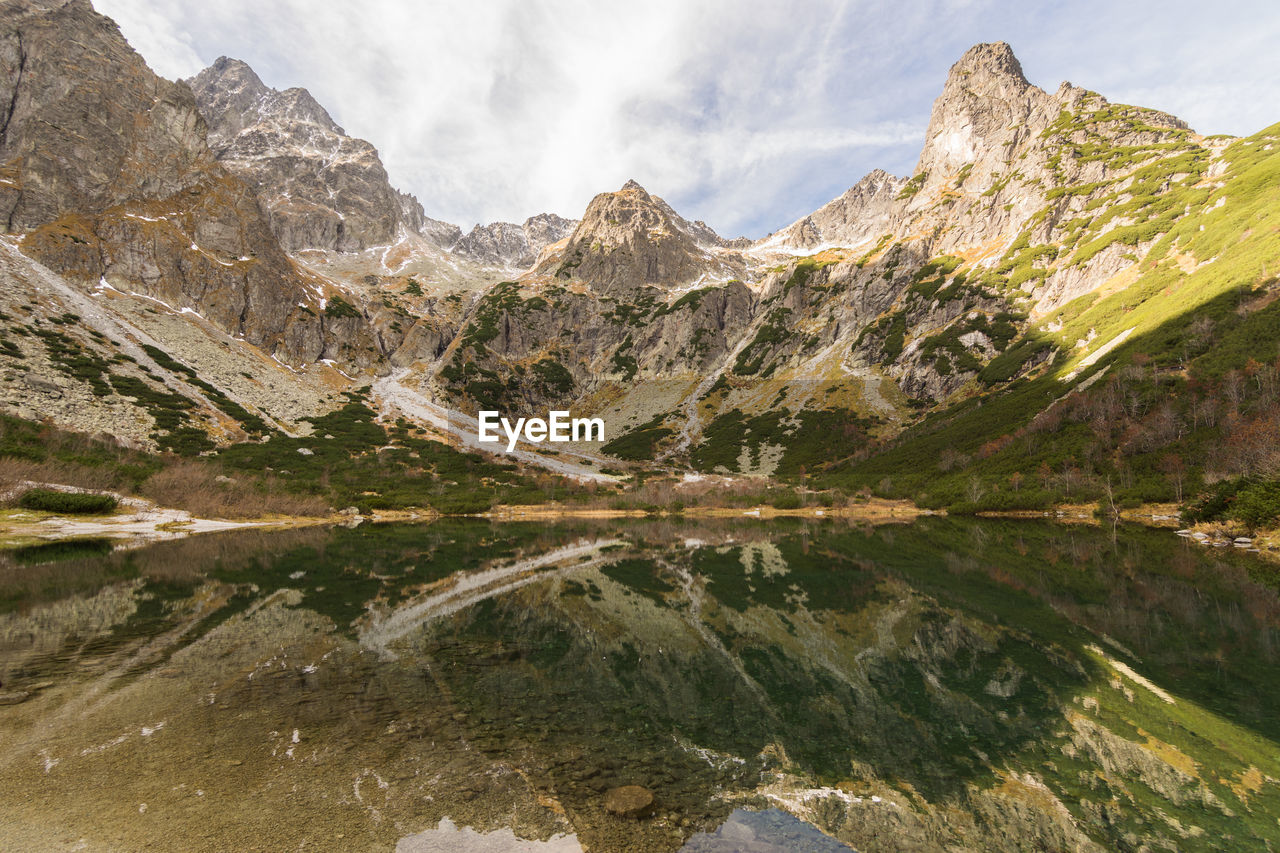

712,40,1212,405
452,212,577,269
4,2,1280,527
534,179,747,295
187,56,579,276
417,179,758,424
0,0,463,458
0,0,345,361
758,169,905,252
187,56,457,253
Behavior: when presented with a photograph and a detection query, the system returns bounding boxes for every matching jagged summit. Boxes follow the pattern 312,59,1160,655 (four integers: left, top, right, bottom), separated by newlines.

192,57,343,138
914,41,1055,181
534,179,742,293
758,168,905,252
452,212,577,269
763,40,1196,262
187,57,432,252
946,41,1030,90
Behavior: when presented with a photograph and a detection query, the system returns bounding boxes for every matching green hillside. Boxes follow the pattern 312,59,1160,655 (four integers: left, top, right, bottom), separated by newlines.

815,123,1280,525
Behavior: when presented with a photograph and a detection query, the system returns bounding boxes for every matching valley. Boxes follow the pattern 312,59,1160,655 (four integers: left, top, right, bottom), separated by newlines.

3,4,1280,850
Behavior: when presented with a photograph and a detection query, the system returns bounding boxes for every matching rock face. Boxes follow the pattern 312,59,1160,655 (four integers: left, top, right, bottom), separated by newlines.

452,212,577,269
0,0,342,363
188,56,434,253
0,0,213,229
536,180,744,295
913,42,1057,183
759,169,905,251
434,273,756,414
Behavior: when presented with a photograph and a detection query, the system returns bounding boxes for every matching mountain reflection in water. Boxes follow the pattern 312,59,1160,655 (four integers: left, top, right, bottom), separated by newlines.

1,517,1278,852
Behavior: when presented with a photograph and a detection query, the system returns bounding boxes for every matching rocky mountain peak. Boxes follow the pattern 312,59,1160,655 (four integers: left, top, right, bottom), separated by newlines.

759,168,906,252
451,212,577,270
915,41,1054,181
944,41,1030,93
534,181,740,293
574,180,725,252
187,57,434,253
191,57,343,139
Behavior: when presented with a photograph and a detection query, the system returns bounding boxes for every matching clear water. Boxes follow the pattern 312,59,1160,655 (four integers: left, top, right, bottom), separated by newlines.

1,517,1278,851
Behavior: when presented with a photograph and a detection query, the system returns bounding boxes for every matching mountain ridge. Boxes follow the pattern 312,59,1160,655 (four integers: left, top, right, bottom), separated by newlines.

2,1,1279,538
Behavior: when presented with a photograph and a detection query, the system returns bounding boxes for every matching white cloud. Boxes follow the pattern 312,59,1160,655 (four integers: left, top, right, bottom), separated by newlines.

94,0,1280,237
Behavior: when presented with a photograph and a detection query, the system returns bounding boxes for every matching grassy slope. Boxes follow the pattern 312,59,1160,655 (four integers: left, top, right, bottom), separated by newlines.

813,123,1280,519
0,389,565,518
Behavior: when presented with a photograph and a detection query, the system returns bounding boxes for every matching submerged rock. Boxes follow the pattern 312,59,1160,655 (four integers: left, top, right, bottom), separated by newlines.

602,785,655,818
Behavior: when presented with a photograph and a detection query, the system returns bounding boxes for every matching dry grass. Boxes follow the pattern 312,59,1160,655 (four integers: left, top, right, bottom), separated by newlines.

0,457,133,499
138,461,329,520
0,454,328,521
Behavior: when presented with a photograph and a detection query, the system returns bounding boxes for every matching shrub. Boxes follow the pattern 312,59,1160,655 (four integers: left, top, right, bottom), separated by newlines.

770,493,803,510
18,489,118,514
430,493,494,515
1181,479,1247,525
1230,480,1280,531
324,296,361,319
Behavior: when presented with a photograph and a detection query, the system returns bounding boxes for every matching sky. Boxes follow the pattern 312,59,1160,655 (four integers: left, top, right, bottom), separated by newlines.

97,0,1280,239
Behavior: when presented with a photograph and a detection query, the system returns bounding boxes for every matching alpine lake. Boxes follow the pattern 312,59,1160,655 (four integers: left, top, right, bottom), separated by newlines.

2,515,1279,852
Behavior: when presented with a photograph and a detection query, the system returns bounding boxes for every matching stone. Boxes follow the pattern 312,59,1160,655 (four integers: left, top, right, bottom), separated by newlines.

22,374,62,398
602,784,655,818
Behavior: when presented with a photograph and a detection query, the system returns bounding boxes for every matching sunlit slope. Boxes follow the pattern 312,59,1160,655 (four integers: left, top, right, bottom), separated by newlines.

818,122,1280,507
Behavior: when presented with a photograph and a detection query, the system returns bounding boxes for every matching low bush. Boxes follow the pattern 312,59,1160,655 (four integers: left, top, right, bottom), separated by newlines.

770,493,802,510
430,493,494,515
1230,480,1280,531
18,489,117,514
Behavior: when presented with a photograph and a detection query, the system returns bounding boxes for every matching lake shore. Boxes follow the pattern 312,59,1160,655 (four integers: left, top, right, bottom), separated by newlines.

5,492,1279,564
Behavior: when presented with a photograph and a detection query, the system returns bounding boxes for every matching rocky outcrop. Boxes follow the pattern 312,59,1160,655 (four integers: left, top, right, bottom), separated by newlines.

536,180,744,295
452,212,576,269
760,169,905,252
188,56,435,253
0,0,214,229
0,0,345,363
913,42,1058,185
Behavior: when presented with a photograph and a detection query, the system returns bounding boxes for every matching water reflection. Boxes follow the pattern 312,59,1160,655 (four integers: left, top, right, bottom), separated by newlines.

1,517,1278,852
679,809,856,852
